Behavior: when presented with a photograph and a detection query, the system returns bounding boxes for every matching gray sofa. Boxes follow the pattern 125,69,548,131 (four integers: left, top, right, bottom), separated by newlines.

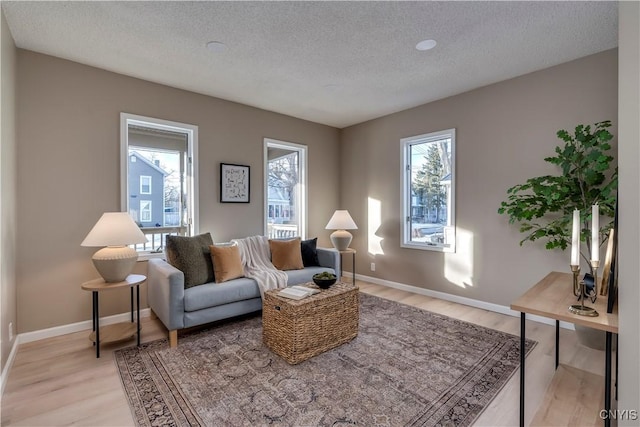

147,247,340,347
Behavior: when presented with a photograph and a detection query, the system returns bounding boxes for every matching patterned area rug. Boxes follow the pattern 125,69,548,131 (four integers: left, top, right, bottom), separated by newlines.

115,294,536,426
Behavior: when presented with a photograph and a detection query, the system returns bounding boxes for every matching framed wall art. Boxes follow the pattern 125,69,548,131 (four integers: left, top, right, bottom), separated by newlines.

220,163,250,203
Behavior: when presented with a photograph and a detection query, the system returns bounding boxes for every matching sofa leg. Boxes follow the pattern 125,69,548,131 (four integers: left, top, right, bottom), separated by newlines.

169,330,178,348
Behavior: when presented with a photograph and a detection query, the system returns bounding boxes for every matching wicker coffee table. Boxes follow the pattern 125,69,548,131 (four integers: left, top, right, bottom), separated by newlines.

262,282,359,364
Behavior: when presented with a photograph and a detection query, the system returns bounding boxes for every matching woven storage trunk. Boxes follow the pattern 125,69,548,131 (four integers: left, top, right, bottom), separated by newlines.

263,282,359,364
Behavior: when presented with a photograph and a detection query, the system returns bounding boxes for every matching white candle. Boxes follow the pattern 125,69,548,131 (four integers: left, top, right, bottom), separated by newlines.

591,204,599,262
571,209,580,266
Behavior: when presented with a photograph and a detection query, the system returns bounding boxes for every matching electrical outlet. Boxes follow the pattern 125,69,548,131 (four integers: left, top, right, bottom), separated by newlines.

9,322,13,342
370,262,376,272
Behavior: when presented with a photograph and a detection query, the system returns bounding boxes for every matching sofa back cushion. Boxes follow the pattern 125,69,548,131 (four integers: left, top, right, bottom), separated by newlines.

165,232,215,288
269,237,304,271
209,244,244,283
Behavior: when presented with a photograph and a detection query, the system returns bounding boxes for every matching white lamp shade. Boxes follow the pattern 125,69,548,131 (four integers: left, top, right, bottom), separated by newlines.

81,212,148,247
325,210,358,230
326,210,357,251
82,213,148,283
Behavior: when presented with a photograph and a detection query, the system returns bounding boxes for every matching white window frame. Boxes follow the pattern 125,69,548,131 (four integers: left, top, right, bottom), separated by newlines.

400,128,456,252
120,113,199,259
263,138,307,239
140,200,152,222
140,175,152,195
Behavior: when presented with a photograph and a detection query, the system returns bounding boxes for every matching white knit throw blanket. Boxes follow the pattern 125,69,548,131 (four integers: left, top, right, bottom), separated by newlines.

232,235,287,298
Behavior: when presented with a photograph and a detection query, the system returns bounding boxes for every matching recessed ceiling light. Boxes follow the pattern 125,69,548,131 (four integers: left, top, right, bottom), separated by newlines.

416,39,437,51
206,41,228,53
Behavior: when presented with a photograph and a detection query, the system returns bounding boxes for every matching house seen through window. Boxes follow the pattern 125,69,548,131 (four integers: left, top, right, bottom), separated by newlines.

264,138,307,239
121,113,198,256
401,129,456,252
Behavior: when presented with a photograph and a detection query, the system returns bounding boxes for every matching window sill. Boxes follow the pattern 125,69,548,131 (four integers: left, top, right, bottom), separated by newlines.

137,252,165,262
400,242,455,253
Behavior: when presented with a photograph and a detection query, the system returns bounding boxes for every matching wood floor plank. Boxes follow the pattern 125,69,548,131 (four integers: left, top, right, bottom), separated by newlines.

1,280,613,426
530,364,604,427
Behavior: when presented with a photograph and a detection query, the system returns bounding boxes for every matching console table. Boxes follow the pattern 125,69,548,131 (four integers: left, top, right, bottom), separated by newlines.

511,271,618,427
81,274,145,358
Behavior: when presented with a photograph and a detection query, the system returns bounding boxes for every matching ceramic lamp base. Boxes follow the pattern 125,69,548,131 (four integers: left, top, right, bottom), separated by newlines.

330,229,353,251
92,246,138,283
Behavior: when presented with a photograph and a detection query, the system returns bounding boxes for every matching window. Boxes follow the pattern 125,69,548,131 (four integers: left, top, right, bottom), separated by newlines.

140,200,152,222
264,138,307,239
121,113,198,257
401,129,456,252
140,176,152,194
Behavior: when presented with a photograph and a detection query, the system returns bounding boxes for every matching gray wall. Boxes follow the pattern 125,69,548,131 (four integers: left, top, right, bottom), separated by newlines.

340,49,618,307
1,9,17,374
618,1,640,419
16,51,340,333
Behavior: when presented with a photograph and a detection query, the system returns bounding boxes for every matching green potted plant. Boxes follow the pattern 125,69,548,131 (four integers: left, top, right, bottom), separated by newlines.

498,120,617,349
498,120,617,265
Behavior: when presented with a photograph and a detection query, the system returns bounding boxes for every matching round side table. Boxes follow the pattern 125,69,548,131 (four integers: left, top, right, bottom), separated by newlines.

81,274,146,358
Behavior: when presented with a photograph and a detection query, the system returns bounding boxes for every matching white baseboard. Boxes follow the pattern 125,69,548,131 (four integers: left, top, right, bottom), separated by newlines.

1,337,19,396
19,308,151,344
344,272,575,331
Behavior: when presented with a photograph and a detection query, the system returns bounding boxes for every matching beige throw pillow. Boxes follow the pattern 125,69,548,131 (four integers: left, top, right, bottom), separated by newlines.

209,244,244,283
269,238,304,271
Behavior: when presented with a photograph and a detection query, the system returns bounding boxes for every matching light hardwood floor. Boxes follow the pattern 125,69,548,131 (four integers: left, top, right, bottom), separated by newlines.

1,280,614,426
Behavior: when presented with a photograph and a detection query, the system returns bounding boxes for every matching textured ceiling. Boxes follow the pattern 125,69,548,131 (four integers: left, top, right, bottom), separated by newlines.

2,1,618,128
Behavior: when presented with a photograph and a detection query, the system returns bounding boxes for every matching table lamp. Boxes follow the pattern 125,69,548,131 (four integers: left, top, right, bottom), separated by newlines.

81,212,148,283
325,210,358,251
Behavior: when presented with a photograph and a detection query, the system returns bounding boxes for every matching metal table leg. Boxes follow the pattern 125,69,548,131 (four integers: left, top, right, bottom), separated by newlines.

352,251,356,285
130,287,134,322
136,285,141,346
615,333,618,401
520,312,525,427
92,291,96,347
604,331,612,427
94,291,100,358
555,320,560,369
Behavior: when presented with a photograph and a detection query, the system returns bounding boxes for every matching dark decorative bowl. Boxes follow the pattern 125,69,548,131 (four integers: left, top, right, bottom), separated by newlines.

313,275,337,289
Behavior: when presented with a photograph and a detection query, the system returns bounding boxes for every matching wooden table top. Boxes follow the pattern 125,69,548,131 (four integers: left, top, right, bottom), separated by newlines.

511,271,618,333
81,274,146,291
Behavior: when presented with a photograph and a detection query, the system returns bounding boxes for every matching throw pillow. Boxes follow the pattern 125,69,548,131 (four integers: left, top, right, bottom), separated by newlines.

270,237,304,271
209,244,244,283
301,237,320,267
165,233,215,289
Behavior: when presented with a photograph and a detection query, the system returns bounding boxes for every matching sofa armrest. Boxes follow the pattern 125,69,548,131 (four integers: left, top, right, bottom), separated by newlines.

147,258,185,330
317,247,341,280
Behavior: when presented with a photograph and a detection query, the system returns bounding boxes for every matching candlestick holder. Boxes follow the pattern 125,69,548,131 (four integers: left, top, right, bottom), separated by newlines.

570,264,581,297
590,259,600,303
569,260,599,317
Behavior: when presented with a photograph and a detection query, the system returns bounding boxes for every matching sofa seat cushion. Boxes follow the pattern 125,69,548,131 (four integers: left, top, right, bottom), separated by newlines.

286,266,335,286
184,277,260,312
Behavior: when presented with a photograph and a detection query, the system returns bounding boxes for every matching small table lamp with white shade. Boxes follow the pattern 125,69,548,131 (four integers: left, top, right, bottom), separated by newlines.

81,212,148,283
325,210,358,251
